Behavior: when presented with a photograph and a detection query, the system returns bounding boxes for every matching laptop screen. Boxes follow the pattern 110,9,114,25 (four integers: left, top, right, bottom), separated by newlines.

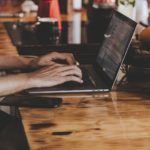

96,11,137,87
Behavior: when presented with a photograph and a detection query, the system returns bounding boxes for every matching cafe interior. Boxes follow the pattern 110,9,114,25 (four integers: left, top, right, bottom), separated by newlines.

0,0,150,150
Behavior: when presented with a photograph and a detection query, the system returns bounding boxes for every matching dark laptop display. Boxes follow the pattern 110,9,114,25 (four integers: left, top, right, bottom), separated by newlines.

27,11,137,94
96,11,137,88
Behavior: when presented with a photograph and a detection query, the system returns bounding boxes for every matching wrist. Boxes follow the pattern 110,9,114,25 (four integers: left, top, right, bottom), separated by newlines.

28,57,39,69
25,72,37,89
14,73,35,90
26,70,43,89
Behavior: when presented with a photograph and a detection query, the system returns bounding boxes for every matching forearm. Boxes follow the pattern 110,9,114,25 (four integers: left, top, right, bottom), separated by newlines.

0,55,38,69
0,73,32,96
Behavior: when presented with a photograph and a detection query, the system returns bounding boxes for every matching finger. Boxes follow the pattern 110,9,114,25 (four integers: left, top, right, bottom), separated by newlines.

43,61,56,66
63,53,76,65
47,62,65,69
54,65,82,74
37,52,59,65
35,65,81,80
55,66,82,78
40,63,64,70
51,52,76,65
59,68,82,78
61,75,83,84
35,64,68,77
39,52,77,65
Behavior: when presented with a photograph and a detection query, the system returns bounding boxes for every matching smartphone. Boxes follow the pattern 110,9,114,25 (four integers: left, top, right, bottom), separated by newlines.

0,95,62,108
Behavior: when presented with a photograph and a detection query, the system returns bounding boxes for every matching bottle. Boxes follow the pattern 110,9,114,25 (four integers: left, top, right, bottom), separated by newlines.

73,0,82,11
68,13,82,44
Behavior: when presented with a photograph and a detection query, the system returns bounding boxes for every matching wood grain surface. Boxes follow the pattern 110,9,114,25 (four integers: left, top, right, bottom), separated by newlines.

0,6,150,150
20,92,150,150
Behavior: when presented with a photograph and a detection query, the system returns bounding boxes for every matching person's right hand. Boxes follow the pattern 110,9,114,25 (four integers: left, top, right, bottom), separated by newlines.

27,63,83,88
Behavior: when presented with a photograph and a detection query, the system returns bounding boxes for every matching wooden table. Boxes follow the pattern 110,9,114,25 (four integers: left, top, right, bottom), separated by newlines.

20,92,150,150
0,8,150,150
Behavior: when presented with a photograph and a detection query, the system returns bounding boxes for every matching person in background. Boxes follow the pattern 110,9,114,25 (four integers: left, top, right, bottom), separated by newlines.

0,52,83,96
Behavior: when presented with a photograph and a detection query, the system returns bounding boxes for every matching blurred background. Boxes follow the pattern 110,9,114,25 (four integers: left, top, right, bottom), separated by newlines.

0,0,149,23
1,0,150,45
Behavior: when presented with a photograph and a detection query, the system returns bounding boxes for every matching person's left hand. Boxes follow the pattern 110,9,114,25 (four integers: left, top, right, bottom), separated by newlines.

31,52,77,68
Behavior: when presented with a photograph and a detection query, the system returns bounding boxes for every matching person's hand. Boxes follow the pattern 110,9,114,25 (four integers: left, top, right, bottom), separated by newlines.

31,52,77,68
27,63,83,88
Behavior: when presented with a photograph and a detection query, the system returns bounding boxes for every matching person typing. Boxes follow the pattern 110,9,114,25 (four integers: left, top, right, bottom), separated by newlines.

0,52,83,96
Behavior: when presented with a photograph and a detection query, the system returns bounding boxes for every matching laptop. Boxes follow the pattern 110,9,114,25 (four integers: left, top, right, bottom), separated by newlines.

27,11,137,94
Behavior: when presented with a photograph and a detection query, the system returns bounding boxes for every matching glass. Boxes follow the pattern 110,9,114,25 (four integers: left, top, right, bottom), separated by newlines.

37,0,62,30
37,0,52,17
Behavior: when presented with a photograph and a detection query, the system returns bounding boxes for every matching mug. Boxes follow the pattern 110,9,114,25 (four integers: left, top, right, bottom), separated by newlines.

35,17,59,43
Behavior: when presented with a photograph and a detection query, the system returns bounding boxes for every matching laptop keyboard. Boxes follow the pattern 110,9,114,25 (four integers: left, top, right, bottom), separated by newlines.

61,67,96,88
